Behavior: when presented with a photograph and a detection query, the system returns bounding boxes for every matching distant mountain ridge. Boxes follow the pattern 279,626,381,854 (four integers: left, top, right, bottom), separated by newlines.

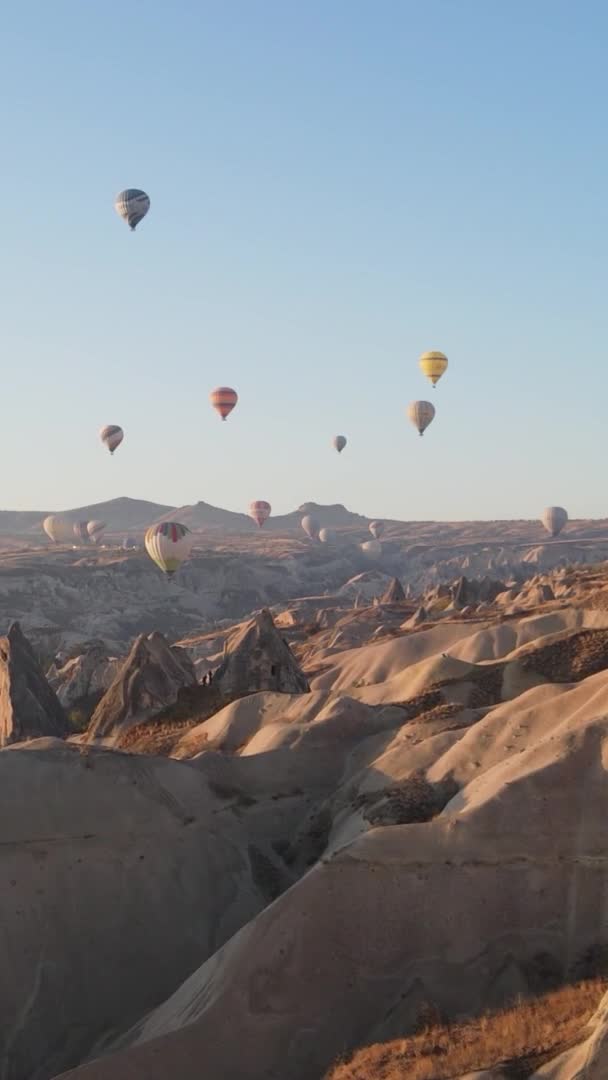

61,497,176,531
157,500,369,532
2,495,608,541
0,497,370,537
0,498,176,536
0,511,53,533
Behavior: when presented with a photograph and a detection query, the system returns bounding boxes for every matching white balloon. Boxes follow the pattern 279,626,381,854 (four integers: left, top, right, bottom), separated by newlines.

360,539,382,559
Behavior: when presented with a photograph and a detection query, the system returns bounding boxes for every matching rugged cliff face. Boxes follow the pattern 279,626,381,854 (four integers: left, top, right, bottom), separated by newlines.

0,621,67,747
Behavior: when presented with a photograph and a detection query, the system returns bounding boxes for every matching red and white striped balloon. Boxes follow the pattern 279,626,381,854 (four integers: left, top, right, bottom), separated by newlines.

249,500,271,528
210,387,238,421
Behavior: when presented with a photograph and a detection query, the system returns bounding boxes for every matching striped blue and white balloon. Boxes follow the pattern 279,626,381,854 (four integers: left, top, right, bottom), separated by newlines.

114,189,150,231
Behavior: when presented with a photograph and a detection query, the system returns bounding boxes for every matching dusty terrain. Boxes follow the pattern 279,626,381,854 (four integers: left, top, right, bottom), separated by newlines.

3,497,608,656
2,526,608,1077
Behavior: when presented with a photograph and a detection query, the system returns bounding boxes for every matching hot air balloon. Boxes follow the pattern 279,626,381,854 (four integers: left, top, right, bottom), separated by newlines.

73,521,90,545
361,539,382,559
407,400,436,436
369,520,384,540
301,515,320,541
419,350,448,388
249,500,271,528
541,506,568,538
210,387,238,421
319,527,334,543
42,515,73,544
114,189,150,231
332,435,347,453
145,522,193,576
87,520,106,545
100,425,124,455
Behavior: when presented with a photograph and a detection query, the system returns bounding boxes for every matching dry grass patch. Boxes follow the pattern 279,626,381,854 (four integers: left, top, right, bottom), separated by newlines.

354,772,457,827
325,978,607,1079
519,628,608,683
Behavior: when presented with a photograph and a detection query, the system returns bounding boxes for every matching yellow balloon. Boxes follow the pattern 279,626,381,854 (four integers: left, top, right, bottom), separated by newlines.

42,515,74,544
419,350,448,387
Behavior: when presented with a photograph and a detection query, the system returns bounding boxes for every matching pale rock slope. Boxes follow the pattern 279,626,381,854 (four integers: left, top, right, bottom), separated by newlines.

0,745,266,1080
0,565,607,1078
55,698,608,1080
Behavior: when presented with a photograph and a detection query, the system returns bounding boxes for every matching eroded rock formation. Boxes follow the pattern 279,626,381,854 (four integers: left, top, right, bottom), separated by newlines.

87,632,196,741
381,577,406,603
214,609,310,697
0,621,67,747
47,640,119,711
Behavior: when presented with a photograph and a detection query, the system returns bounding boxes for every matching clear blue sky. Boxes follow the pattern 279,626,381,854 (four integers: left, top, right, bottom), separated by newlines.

1,0,607,520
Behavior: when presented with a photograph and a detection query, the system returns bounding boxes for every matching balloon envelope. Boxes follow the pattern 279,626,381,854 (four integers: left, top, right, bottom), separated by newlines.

145,522,193,575
100,425,124,455
369,520,384,539
73,521,90,544
249,500,271,528
87,520,106,544
407,400,436,436
419,350,448,387
332,435,347,453
43,515,73,543
114,189,150,231
210,387,238,421
541,506,568,538
301,515,320,540
361,539,382,558
319,527,334,543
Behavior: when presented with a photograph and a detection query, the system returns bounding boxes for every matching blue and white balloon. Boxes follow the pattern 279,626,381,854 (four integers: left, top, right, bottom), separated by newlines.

114,189,150,231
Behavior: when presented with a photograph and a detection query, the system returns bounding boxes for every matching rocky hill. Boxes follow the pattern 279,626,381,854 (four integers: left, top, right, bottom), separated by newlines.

0,497,175,537
118,498,370,534
49,496,175,532
0,497,372,538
